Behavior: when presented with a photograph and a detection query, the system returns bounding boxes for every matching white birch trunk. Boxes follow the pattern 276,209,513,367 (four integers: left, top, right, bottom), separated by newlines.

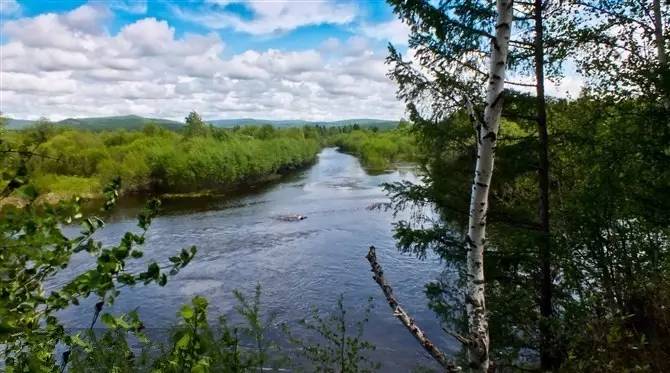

464,0,513,371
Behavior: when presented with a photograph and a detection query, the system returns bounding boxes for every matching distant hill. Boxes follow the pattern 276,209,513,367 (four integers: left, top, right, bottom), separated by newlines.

5,119,35,130
5,116,398,131
208,118,313,127
322,119,398,129
57,115,184,131
5,115,184,131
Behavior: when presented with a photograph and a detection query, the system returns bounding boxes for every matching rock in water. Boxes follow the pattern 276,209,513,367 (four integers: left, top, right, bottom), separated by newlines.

276,214,307,222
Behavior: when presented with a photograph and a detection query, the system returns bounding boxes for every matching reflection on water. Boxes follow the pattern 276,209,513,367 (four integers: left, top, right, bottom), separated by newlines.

57,148,456,370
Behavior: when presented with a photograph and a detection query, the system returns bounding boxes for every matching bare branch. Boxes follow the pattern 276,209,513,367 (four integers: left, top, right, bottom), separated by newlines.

442,327,472,345
366,246,462,372
505,80,537,87
573,1,653,31
509,39,535,48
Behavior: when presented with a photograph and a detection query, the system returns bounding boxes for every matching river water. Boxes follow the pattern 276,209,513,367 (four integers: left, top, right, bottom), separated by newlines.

58,148,456,370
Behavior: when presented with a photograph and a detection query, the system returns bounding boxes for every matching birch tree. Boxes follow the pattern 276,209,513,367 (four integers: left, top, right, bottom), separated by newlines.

463,3,513,369
375,0,514,371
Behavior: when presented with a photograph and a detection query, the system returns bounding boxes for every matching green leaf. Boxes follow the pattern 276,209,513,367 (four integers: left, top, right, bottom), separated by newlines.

180,305,194,320
100,313,116,328
158,273,167,287
130,250,143,258
176,333,191,349
192,296,208,310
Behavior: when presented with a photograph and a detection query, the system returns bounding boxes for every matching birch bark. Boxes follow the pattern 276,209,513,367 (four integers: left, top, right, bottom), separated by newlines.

464,0,513,371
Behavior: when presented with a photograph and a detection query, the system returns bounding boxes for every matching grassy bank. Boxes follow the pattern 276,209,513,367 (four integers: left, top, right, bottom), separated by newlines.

2,123,322,202
330,126,417,171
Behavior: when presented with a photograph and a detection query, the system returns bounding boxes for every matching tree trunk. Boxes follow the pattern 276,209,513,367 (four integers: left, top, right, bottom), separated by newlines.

464,0,513,371
652,0,669,107
533,0,555,370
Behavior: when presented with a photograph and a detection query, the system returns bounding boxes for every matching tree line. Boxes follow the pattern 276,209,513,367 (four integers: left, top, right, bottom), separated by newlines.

0,112,416,206
0,113,326,203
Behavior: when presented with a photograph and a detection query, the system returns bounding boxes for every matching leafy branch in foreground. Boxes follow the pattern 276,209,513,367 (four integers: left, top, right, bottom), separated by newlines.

68,287,379,373
0,174,197,372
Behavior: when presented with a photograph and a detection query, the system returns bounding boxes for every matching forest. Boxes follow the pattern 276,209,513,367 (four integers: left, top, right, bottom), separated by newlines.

1,0,669,372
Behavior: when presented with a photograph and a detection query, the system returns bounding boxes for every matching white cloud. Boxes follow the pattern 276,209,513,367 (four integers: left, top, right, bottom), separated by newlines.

320,37,341,52
545,76,584,99
2,5,110,52
173,0,358,35
0,5,404,121
62,4,111,34
0,0,21,16
360,18,410,45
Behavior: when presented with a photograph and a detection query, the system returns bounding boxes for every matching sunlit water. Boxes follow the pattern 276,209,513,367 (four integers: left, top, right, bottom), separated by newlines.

56,148,457,370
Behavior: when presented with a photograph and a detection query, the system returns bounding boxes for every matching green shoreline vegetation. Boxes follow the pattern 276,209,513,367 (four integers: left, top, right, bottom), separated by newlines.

330,120,418,171
0,112,417,206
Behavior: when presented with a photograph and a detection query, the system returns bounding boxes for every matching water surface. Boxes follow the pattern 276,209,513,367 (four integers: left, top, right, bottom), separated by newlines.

59,148,456,370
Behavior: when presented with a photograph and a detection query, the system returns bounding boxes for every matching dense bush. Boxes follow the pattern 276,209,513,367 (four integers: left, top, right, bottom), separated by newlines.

7,124,321,198
331,124,417,171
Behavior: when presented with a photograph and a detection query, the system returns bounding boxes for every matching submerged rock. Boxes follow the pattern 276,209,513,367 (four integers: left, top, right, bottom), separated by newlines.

276,214,307,222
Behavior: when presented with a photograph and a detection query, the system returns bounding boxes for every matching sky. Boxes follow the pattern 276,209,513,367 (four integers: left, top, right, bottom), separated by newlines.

0,0,582,121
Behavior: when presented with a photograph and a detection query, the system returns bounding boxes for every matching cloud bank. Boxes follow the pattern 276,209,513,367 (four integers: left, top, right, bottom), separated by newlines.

0,4,404,121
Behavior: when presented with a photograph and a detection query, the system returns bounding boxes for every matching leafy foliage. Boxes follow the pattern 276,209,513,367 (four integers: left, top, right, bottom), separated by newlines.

3,120,324,200
331,124,417,171
66,289,379,373
0,176,197,372
381,95,670,370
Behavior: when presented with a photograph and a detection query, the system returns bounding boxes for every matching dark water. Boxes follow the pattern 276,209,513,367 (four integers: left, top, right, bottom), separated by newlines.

57,148,457,370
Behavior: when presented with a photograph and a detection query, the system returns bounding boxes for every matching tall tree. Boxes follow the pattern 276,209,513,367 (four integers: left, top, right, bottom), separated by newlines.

382,0,514,370
463,2,514,369
532,2,555,367
504,0,573,367
184,111,209,137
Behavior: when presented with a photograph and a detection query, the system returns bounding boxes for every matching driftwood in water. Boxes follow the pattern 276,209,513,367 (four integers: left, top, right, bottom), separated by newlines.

366,246,461,372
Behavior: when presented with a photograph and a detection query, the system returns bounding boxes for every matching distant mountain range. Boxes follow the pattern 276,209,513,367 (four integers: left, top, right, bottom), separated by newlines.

5,115,184,131
4,115,398,131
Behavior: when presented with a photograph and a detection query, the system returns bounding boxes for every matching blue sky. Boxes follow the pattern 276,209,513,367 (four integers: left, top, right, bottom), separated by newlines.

0,0,411,120
0,0,580,121
10,0,399,55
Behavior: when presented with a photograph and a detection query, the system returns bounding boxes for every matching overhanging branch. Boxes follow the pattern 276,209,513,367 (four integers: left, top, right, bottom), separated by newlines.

366,246,462,372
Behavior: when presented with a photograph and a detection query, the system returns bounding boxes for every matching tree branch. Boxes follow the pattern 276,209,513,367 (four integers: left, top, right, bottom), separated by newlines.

505,80,537,87
366,246,461,372
573,1,653,31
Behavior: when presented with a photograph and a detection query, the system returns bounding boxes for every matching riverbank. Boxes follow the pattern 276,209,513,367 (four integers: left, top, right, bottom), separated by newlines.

2,125,323,206
1,159,318,210
2,124,420,209
329,127,417,171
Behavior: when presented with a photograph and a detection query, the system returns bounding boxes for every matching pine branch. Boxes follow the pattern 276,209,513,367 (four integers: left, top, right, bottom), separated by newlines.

365,246,461,372
573,1,653,31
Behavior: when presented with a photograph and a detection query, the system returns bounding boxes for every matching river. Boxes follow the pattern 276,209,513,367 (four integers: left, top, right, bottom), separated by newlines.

57,148,456,370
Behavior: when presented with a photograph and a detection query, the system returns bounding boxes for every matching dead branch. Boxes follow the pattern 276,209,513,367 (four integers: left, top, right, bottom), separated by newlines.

366,246,461,372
